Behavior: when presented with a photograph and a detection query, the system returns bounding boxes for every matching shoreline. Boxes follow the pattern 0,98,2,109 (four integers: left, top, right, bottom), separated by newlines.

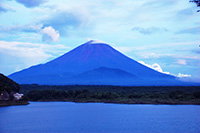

1,100,200,106
0,100,29,107
28,99,200,105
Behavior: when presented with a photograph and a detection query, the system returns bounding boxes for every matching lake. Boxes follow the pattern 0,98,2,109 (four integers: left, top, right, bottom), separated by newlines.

0,102,200,133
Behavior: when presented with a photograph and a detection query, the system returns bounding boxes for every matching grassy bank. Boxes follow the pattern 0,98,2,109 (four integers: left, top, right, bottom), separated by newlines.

20,85,200,105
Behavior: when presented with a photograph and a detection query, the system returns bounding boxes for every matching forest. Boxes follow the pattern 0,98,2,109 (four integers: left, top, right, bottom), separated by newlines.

20,84,200,105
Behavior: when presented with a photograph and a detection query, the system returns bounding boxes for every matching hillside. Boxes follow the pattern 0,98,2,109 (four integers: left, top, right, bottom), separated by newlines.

0,73,20,94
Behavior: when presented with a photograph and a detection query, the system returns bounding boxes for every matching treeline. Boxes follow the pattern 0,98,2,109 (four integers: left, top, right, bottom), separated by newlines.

21,85,200,104
20,84,200,93
0,73,20,94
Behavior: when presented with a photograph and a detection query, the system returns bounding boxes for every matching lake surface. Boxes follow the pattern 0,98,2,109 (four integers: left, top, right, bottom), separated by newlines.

0,102,200,133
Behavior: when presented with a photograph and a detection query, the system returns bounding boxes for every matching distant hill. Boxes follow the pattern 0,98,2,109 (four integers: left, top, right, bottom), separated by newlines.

0,73,20,94
8,40,197,86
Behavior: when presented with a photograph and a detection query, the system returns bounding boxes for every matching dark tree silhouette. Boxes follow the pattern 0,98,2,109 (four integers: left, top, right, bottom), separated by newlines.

190,0,200,12
0,73,20,94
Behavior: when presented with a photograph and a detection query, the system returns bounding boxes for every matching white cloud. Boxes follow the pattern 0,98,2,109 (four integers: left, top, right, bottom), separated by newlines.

176,59,187,65
41,26,60,42
151,63,164,73
138,61,193,78
87,39,107,44
141,52,160,59
0,24,62,43
0,41,68,75
138,61,170,74
177,73,191,78
132,26,168,35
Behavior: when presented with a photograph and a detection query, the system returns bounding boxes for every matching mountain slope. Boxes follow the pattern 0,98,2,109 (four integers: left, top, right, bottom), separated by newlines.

8,40,182,86
70,67,138,85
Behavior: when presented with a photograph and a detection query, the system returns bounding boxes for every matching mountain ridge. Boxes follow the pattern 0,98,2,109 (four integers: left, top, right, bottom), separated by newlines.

9,40,192,86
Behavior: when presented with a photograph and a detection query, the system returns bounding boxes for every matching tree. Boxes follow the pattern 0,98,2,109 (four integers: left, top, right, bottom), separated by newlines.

0,73,20,94
190,0,200,12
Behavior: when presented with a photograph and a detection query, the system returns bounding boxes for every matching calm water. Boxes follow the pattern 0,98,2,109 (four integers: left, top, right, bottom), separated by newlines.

0,102,200,133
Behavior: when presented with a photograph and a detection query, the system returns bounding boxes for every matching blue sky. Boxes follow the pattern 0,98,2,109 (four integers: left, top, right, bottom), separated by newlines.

0,0,199,82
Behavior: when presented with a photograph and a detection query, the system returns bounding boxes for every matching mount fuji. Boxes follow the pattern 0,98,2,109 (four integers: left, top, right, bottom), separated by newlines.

9,40,190,86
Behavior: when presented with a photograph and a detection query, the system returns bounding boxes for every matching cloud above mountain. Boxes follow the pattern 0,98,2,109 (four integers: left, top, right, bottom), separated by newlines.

40,11,84,36
176,59,187,65
0,24,60,43
0,24,42,34
41,26,60,42
138,61,192,78
138,61,170,75
0,0,199,81
132,27,168,35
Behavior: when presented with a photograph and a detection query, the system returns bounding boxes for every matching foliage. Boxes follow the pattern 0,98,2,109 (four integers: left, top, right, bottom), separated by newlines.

193,91,200,98
190,0,200,12
0,73,20,94
21,84,200,104
190,0,200,6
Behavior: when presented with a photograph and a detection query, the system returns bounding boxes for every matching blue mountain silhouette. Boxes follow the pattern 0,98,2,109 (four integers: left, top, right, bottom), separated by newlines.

9,40,193,86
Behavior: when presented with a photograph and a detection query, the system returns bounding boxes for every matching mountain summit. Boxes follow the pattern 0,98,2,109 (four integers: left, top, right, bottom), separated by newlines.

9,40,186,86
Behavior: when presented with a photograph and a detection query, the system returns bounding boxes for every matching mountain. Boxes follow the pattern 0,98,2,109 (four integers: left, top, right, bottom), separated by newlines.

9,40,190,86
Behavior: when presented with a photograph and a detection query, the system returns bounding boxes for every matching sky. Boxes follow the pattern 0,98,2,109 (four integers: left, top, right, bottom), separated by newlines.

0,0,199,82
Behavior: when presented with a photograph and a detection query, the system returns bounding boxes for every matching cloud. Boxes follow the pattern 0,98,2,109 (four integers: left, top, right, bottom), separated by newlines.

0,24,61,42
0,41,69,75
138,61,192,78
15,0,47,8
41,26,60,42
177,73,191,78
0,7,89,38
132,26,168,35
176,59,187,65
22,24,43,33
193,49,200,54
141,52,160,59
176,26,200,34
87,39,110,44
113,41,200,63
0,24,42,33
0,2,14,13
0,6,8,13
142,0,177,8
138,61,170,74
177,7,195,16
40,11,84,36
